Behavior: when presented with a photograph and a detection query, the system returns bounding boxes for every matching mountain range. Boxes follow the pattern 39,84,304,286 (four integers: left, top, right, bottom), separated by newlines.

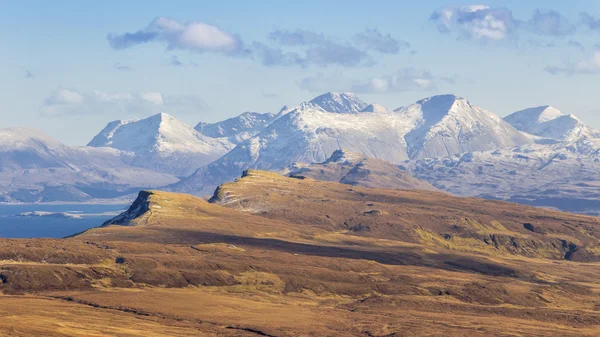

1,92,599,214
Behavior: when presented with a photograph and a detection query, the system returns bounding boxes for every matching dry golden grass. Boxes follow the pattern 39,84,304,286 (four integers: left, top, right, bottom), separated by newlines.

2,171,600,335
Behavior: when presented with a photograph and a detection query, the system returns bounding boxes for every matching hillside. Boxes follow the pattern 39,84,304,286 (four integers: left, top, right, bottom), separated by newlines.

3,172,600,335
285,149,438,191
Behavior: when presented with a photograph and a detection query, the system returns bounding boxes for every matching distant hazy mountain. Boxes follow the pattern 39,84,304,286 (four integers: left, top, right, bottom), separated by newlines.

195,111,275,144
0,128,178,202
284,149,438,191
504,106,600,143
406,138,600,215
88,113,233,176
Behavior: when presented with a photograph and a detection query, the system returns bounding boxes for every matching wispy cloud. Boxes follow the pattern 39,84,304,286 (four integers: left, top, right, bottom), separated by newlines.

298,69,439,93
170,55,183,66
108,19,408,68
581,13,600,31
297,72,346,92
107,17,243,54
545,52,600,75
430,5,576,42
351,69,437,93
431,5,515,41
262,92,278,98
525,10,575,36
40,88,205,116
353,29,411,54
114,62,132,71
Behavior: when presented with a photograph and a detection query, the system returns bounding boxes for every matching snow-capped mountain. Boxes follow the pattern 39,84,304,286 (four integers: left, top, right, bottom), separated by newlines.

394,95,532,159
171,93,532,195
195,111,275,144
405,139,600,215
0,128,178,202
504,106,599,142
88,113,233,176
170,98,414,195
309,92,368,113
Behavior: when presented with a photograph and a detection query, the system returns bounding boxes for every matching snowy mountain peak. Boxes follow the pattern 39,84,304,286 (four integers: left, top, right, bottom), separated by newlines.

308,92,368,113
395,94,532,159
504,106,598,142
360,103,389,113
195,111,275,144
88,113,232,175
504,106,565,129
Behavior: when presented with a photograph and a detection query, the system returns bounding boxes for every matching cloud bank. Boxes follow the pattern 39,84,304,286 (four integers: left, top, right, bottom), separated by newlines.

108,18,408,68
40,88,206,116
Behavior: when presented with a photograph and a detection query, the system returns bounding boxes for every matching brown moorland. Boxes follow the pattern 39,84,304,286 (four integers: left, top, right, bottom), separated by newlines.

2,170,600,336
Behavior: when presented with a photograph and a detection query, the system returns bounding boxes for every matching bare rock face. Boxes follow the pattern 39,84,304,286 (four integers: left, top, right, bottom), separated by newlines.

102,190,153,226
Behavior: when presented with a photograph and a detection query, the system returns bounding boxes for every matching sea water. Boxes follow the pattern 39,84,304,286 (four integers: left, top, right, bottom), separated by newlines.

0,203,128,238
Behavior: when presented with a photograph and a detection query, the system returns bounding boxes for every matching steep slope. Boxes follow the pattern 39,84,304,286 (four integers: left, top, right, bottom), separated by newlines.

394,95,532,159
88,113,233,176
406,138,600,214
170,102,414,195
285,149,438,191
0,128,178,202
309,92,368,113
504,106,599,142
195,111,275,144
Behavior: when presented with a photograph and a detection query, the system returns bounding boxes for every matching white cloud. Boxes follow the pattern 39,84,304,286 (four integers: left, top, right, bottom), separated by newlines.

352,69,437,93
94,90,134,102
43,88,85,106
432,5,513,41
107,17,243,54
298,69,440,93
40,88,203,116
141,92,164,105
431,5,577,43
545,52,600,75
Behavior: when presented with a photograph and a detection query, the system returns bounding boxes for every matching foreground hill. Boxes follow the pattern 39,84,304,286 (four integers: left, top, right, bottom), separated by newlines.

3,172,600,335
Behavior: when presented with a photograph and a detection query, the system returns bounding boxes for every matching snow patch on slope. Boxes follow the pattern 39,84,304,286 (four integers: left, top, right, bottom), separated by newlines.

88,113,233,175
504,106,599,142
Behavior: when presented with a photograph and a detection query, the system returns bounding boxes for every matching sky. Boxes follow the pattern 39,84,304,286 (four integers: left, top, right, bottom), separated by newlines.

2,0,600,145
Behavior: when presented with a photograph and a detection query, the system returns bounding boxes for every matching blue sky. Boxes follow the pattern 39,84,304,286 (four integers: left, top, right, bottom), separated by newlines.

2,0,600,145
